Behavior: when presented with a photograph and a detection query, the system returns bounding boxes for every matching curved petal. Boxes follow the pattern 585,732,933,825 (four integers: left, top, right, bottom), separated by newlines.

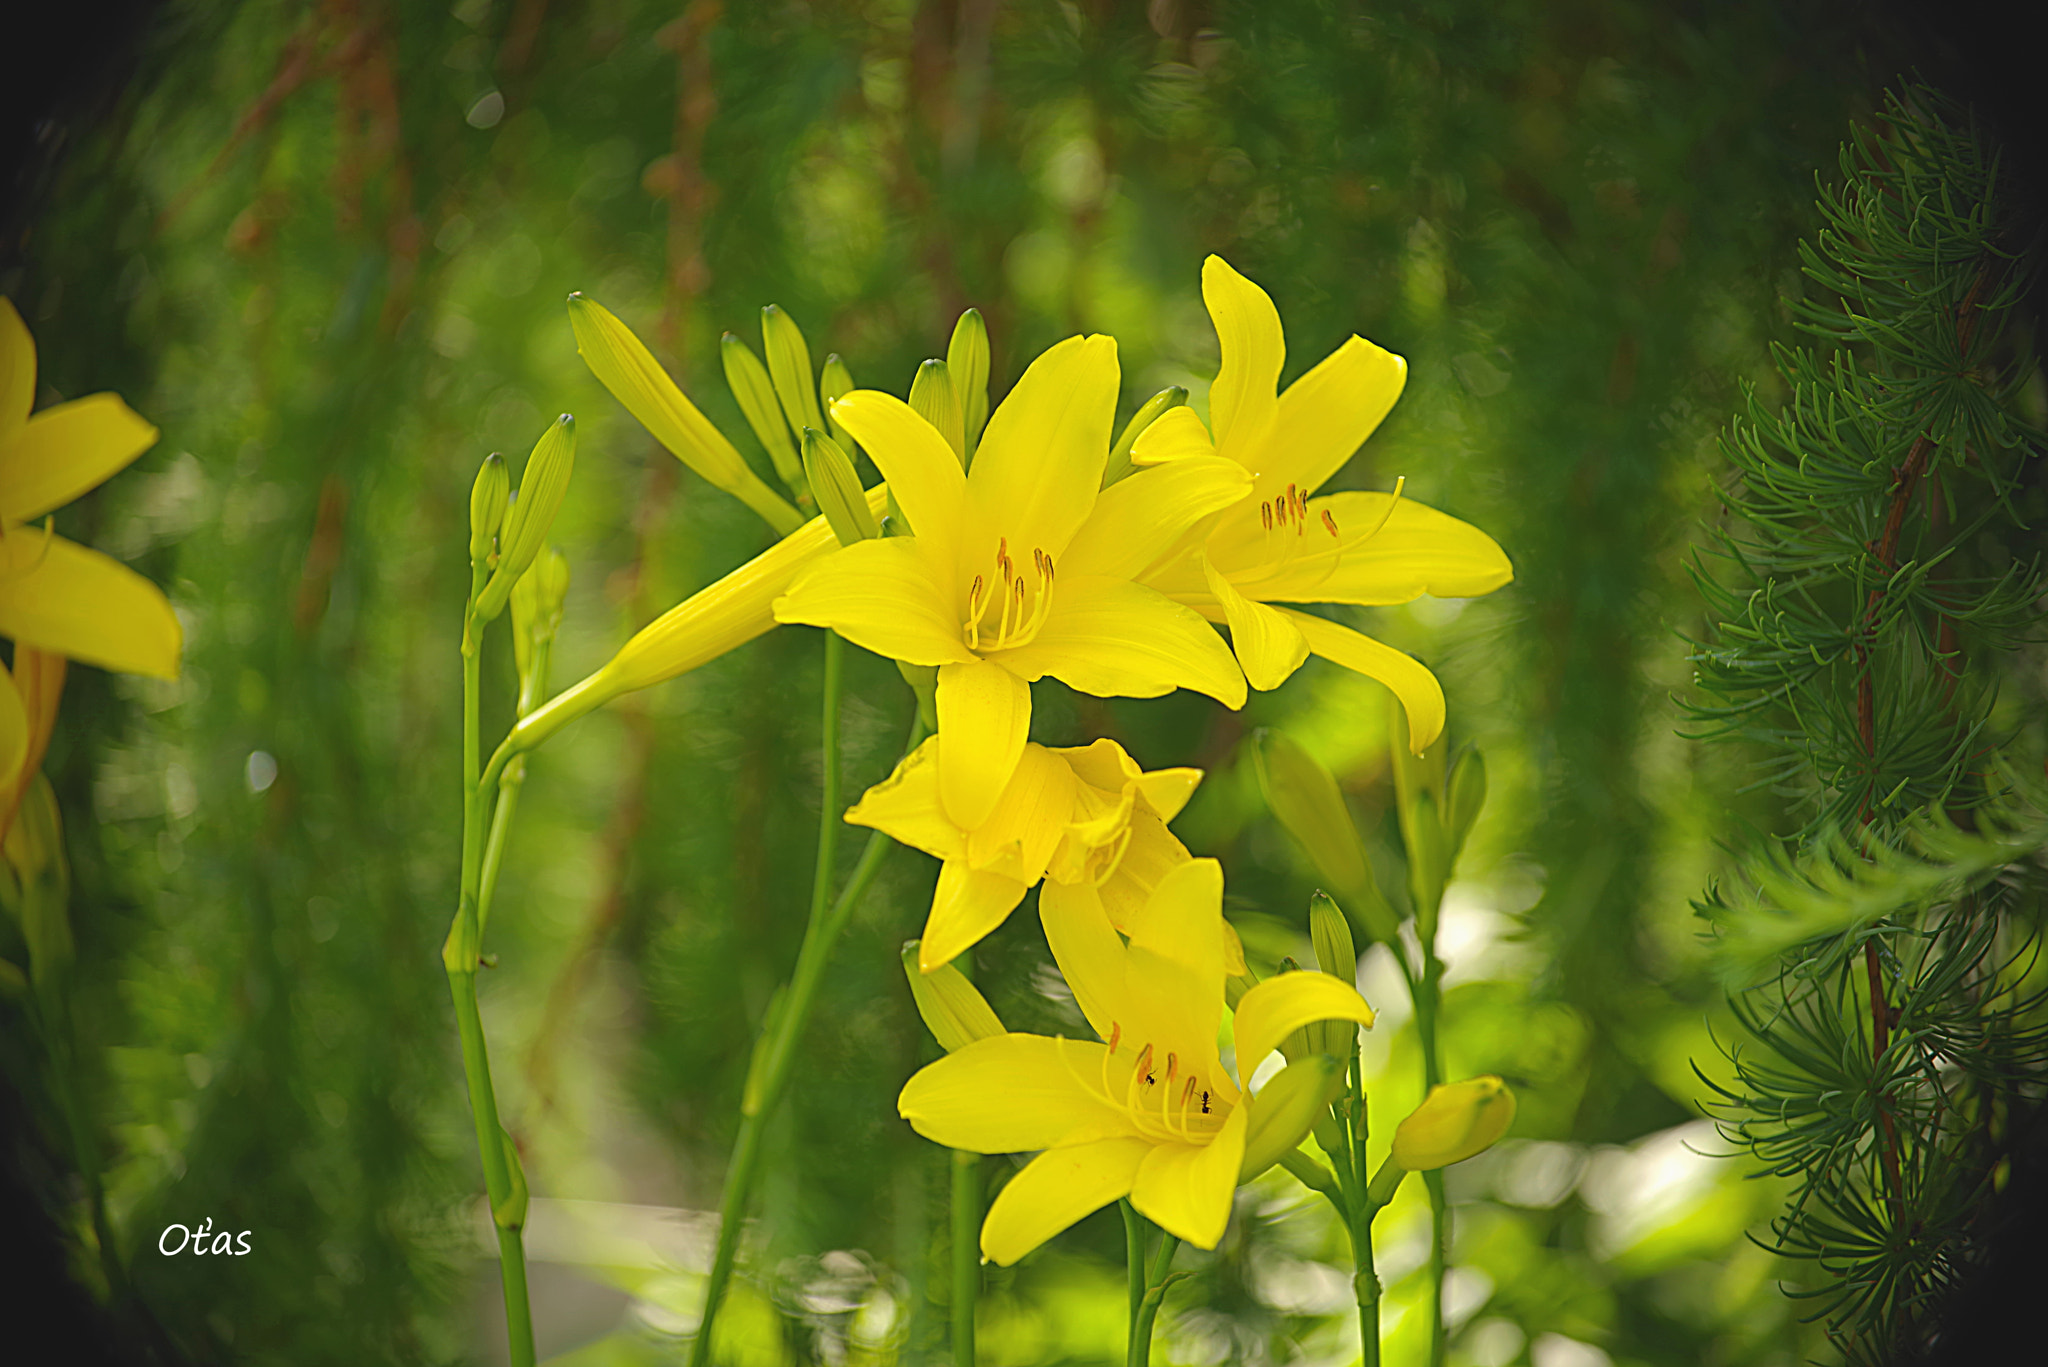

0,298,33,442
1244,334,1406,497
0,531,180,678
1202,257,1282,464
1134,770,1201,824
1130,1104,1246,1250
831,389,967,565
1202,556,1310,692
981,1137,1153,1267
966,334,1118,561
1060,455,1251,582
1281,609,1445,755
1129,404,1215,466
775,536,975,667
1123,858,1228,1069
0,662,25,794
568,294,759,495
935,657,1032,830
843,738,963,862
990,576,1247,709
1039,879,1126,1043
920,862,1031,970
1241,492,1513,606
898,1033,1133,1153
0,394,160,526
1094,812,1189,933
963,742,1077,878
1231,972,1377,1078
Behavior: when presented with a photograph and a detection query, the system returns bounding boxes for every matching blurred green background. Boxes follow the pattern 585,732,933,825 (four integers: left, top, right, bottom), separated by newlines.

3,0,2004,1363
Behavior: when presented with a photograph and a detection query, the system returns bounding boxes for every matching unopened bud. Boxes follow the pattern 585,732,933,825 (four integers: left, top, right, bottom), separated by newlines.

1239,1054,1344,1180
468,453,509,568
1445,747,1487,864
908,358,965,464
1390,1076,1516,1171
510,547,570,709
945,309,990,457
902,942,1005,1049
722,333,803,490
1254,730,1398,943
1404,788,1448,938
1307,892,1358,1058
820,354,857,450
478,415,575,621
1103,386,1188,486
761,305,826,438
802,428,879,546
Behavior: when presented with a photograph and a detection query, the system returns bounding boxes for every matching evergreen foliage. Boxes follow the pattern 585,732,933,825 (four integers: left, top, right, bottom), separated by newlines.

1690,84,2048,1363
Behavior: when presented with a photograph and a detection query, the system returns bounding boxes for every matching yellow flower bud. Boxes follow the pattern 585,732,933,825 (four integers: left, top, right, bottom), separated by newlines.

1446,746,1487,862
1102,386,1187,487
900,942,1004,1051
908,358,965,464
801,428,879,547
819,353,857,450
477,415,575,622
760,304,826,438
1253,730,1399,944
1390,1076,1516,1170
721,333,803,490
1239,1054,1344,1180
945,308,990,456
467,452,508,569
1307,892,1358,1058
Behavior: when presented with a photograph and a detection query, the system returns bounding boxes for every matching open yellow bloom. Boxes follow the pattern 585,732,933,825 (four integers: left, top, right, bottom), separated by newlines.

775,336,1248,830
0,299,180,793
848,735,1200,972
1123,257,1512,753
898,858,1376,1263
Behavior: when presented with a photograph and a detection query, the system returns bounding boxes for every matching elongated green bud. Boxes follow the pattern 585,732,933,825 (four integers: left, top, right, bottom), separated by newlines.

801,428,879,546
2,773,72,988
1240,1054,1345,1181
1253,730,1399,943
1390,1076,1516,1170
945,308,990,457
477,415,576,622
1404,787,1448,938
1307,891,1359,1059
761,304,826,439
1446,746,1487,863
908,358,965,464
468,452,509,569
902,941,1005,1048
1103,386,1188,487
721,333,803,491
820,353,857,450
510,547,570,711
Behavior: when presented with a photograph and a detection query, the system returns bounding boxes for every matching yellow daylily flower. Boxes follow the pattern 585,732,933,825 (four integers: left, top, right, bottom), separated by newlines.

847,735,1201,972
1390,1075,1517,1170
774,336,1249,831
0,298,180,795
1124,257,1513,753
898,857,1376,1263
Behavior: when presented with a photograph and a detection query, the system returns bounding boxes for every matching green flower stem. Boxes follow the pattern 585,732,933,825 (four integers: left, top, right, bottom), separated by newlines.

444,623,536,1367
689,646,925,1367
951,1147,980,1367
1344,1038,1381,1367
476,758,525,941
1128,1227,1182,1367
1121,1200,1147,1332
1409,941,1448,1367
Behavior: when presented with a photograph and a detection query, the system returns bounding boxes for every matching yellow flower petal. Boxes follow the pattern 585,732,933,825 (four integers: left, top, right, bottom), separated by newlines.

1230,971,1376,1077
1240,1055,1344,1180
935,657,1032,830
1202,555,1310,692
1251,333,1405,498
1128,404,1216,466
830,389,968,564
0,531,180,678
843,738,964,862
1129,1104,1247,1250
980,1137,1153,1267
1201,256,1282,464
1133,768,1201,824
1094,811,1189,933
903,946,1007,1049
963,742,1078,878
0,662,25,795
1280,609,1445,755
1237,491,1513,606
775,536,976,667
1038,879,1125,1042
1122,858,1229,1070
990,576,1247,709
920,861,1032,971
965,333,1118,561
898,1034,1133,1153
0,394,160,525
0,299,37,445
1059,454,1250,582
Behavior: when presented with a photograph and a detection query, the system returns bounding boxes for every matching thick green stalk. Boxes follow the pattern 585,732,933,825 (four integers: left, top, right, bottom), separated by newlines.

1410,945,1447,1367
1129,1229,1181,1367
689,649,924,1367
951,1147,979,1367
1344,1034,1380,1367
445,629,536,1367
1121,1200,1147,1337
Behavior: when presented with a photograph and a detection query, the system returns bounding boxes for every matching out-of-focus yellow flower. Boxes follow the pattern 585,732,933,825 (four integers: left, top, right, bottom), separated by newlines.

1390,1075,1516,1170
898,858,1375,1263
1124,257,1513,753
775,335,1248,831
0,299,180,801
847,735,1200,971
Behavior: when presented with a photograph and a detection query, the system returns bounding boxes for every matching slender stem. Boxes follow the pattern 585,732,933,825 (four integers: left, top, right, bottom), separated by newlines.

1346,1041,1379,1367
689,662,927,1367
1410,942,1447,1367
951,1148,979,1367
1121,1200,1147,1337
477,759,525,941
1129,1231,1181,1367
446,616,536,1367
